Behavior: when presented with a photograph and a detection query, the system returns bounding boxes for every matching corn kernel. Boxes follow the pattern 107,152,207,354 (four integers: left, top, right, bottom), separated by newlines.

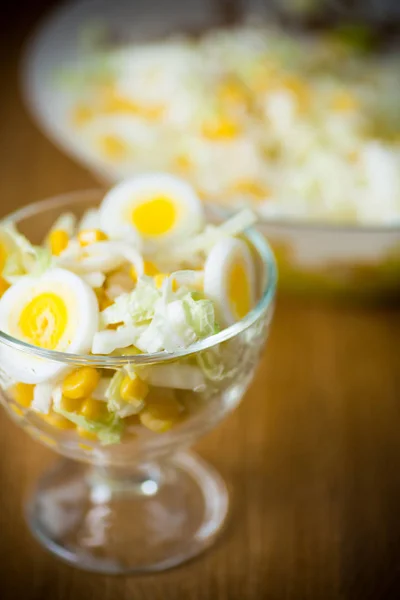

96,289,113,311
130,260,159,282
60,396,83,413
77,426,98,441
202,118,240,140
331,91,359,112
139,394,182,433
71,104,94,127
49,229,69,256
120,374,149,403
281,76,310,111
62,367,100,400
347,150,359,163
232,179,270,201
174,153,192,172
154,273,178,291
42,412,75,430
12,382,34,408
218,79,248,106
103,90,164,121
0,276,10,298
78,228,108,247
80,397,109,421
97,134,128,160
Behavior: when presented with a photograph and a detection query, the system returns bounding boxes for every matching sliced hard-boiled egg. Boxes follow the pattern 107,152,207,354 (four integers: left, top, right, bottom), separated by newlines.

0,268,99,383
204,237,256,326
99,173,205,246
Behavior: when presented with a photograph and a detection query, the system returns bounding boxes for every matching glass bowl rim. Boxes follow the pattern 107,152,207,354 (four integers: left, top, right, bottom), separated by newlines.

0,189,277,367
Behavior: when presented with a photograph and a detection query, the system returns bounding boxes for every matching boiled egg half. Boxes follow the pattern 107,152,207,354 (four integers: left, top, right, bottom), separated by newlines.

0,268,99,383
99,173,204,245
204,237,256,326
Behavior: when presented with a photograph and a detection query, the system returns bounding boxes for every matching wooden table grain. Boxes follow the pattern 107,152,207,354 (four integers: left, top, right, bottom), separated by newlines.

0,7,400,600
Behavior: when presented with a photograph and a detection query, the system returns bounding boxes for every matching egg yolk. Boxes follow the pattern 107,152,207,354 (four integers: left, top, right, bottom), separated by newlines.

131,197,177,237
18,292,68,350
228,261,251,320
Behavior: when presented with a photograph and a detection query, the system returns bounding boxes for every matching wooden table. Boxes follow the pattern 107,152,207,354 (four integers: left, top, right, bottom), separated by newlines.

1,7,400,599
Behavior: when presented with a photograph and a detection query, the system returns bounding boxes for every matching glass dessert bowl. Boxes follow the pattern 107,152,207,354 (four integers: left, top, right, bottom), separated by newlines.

0,189,276,574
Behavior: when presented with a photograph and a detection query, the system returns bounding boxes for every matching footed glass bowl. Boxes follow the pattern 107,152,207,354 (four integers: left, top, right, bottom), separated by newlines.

0,191,276,574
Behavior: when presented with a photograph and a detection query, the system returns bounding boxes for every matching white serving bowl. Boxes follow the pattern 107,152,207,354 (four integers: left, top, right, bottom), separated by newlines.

21,0,400,302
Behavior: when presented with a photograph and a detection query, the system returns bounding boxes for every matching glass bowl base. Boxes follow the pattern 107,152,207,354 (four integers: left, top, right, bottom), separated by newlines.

25,452,229,574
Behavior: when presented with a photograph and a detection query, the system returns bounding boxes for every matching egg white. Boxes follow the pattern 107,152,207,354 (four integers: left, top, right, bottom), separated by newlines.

0,268,99,383
204,237,256,326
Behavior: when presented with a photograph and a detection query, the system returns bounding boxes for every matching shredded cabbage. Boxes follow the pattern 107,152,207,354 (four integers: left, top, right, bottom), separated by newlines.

1,224,52,282
55,405,123,444
196,348,226,381
49,212,77,237
57,240,143,275
81,271,106,288
161,209,257,263
101,277,160,326
78,208,101,231
100,271,218,355
140,363,205,390
105,370,145,417
92,324,145,355
32,381,54,414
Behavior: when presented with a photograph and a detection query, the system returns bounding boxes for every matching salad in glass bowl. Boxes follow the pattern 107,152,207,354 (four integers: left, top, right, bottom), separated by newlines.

22,0,400,300
0,174,276,573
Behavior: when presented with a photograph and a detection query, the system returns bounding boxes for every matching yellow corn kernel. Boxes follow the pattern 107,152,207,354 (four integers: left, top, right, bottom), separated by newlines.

139,394,182,433
120,374,149,403
96,289,113,312
217,79,248,106
62,367,100,400
80,397,109,421
12,382,34,408
281,76,310,111
103,90,165,121
78,228,108,247
232,179,271,201
331,91,359,112
174,153,192,172
130,260,159,282
0,276,10,298
71,104,94,127
105,268,135,293
60,396,83,413
49,229,69,256
154,273,178,291
42,412,75,430
202,118,240,140
347,150,359,163
77,426,98,441
97,134,128,160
